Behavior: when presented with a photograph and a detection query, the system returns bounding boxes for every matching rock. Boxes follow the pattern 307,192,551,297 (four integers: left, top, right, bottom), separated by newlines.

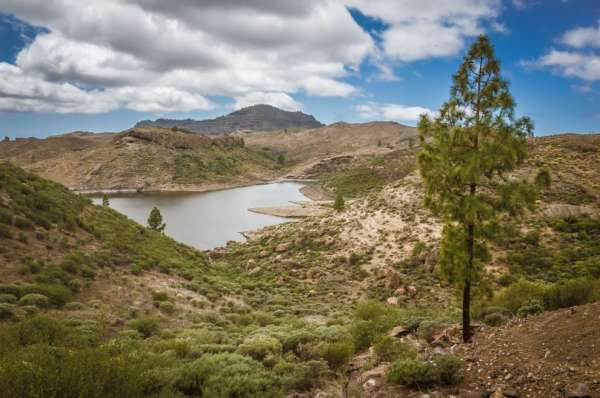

362,378,377,390
503,387,519,397
491,389,504,398
258,250,269,258
407,285,417,296
565,382,591,398
394,286,406,296
387,325,410,338
386,297,399,305
248,266,261,275
314,392,328,398
275,242,292,253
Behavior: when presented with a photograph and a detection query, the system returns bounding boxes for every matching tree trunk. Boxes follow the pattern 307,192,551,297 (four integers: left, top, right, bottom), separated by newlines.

463,222,474,343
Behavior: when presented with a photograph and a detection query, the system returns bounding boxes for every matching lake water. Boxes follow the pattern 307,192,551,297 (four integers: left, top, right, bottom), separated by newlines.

90,182,309,250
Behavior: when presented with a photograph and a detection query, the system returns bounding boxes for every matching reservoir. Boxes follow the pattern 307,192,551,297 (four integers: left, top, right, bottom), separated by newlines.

90,182,309,250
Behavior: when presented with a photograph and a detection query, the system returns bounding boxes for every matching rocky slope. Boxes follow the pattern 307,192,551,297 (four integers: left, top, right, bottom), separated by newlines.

135,104,324,134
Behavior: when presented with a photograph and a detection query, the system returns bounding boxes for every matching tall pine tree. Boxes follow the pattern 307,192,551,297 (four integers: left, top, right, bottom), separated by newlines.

417,35,549,342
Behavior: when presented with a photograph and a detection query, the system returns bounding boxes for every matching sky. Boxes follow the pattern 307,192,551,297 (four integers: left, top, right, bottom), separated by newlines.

0,0,598,138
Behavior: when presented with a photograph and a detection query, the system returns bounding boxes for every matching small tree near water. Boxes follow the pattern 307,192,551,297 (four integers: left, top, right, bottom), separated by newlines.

147,207,166,232
102,194,110,207
333,192,345,212
417,35,549,343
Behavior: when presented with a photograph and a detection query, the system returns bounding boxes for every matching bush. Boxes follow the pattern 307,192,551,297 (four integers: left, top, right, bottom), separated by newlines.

543,279,596,310
319,339,355,371
492,280,547,313
373,336,417,362
152,291,170,302
483,312,508,326
0,345,146,398
19,293,49,308
387,359,437,387
0,224,12,239
516,299,544,318
433,355,463,385
9,316,68,347
159,301,175,314
174,353,281,398
237,335,282,364
416,320,444,342
0,294,17,304
129,317,161,338
0,303,15,320
21,283,72,307
64,302,87,311
273,360,326,391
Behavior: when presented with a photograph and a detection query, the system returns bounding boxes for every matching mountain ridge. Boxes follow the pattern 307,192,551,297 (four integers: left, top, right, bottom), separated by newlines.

135,104,324,134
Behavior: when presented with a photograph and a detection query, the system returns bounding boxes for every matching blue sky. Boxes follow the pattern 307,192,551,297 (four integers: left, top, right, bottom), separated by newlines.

0,0,598,138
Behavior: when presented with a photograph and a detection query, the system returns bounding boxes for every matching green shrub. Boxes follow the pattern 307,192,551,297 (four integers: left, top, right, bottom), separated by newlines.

492,279,547,313
159,301,175,314
174,353,281,398
0,345,146,398
319,339,355,371
373,336,417,362
387,359,437,387
516,299,544,317
483,312,508,326
152,291,170,302
19,293,49,308
129,317,161,338
0,294,17,304
0,303,15,320
9,316,68,347
0,224,12,239
273,360,326,391
237,335,282,364
543,279,596,310
21,283,72,307
433,355,463,385
416,320,443,343
64,302,86,311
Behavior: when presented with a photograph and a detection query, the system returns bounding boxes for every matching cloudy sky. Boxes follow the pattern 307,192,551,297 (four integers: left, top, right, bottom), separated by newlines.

0,0,598,137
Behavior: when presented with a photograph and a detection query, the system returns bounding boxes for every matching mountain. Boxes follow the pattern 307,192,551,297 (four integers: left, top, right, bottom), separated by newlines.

135,104,324,134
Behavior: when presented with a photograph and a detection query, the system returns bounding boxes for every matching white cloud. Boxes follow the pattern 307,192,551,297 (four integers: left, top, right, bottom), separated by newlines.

346,0,501,62
355,102,434,123
560,21,600,49
0,0,373,113
533,50,600,81
233,92,302,111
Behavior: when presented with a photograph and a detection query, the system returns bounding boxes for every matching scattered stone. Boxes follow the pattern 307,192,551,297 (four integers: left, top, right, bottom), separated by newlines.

362,378,377,390
503,387,519,397
258,250,269,258
248,266,261,275
386,297,398,305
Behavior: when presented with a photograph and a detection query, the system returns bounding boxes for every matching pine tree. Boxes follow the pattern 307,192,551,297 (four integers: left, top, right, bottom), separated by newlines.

102,194,110,207
333,192,345,212
417,35,549,343
147,207,166,232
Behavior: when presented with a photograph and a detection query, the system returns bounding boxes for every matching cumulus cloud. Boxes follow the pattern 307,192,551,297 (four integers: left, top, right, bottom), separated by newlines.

560,21,600,49
355,102,434,123
528,21,600,83
0,0,506,114
232,92,302,111
346,0,501,62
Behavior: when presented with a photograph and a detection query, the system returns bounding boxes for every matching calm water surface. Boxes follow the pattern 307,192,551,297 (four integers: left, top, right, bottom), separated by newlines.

91,182,309,250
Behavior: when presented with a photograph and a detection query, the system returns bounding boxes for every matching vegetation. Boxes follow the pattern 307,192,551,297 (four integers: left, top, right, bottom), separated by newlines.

333,192,345,212
417,35,547,342
147,207,166,232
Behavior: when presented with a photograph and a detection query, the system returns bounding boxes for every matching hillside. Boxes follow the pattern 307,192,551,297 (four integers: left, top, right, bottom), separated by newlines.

135,104,324,134
0,128,280,191
1,133,600,397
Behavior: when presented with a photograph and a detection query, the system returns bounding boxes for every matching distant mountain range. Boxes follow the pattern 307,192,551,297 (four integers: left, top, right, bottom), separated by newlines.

135,104,324,134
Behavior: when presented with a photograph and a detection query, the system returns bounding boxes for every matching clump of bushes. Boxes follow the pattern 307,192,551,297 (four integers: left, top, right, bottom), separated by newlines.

373,336,416,362
237,335,282,365
387,355,463,387
129,317,161,339
19,293,49,308
0,303,15,320
319,339,355,371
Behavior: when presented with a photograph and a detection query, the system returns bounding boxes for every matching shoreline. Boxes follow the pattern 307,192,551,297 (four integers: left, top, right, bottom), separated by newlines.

73,178,327,201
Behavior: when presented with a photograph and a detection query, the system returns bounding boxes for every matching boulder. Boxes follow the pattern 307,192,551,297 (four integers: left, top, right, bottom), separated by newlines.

258,250,269,258
248,266,261,275
386,297,399,305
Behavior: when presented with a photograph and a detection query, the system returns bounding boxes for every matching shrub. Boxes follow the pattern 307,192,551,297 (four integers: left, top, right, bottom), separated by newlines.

64,302,86,311
543,279,595,310
387,359,437,387
152,291,170,302
0,303,15,320
0,284,21,297
21,283,72,307
373,336,417,362
416,320,443,343
483,312,508,326
0,224,12,239
319,339,355,371
19,293,49,308
159,301,175,315
433,355,463,385
174,353,281,398
129,317,161,338
273,360,326,391
0,294,17,304
492,279,547,313
11,316,68,347
237,335,282,364
0,345,146,398
516,299,544,318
